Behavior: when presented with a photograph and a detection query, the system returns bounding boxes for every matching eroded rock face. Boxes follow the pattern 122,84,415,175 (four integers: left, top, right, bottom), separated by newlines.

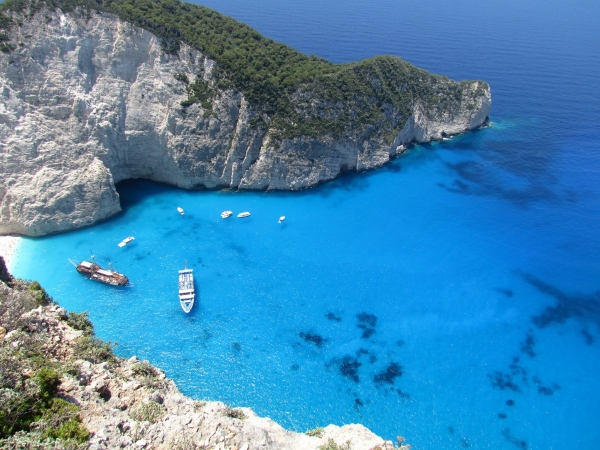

0,256,11,283
0,9,491,236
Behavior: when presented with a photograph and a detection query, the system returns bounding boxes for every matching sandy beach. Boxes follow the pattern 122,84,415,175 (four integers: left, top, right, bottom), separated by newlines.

0,235,20,272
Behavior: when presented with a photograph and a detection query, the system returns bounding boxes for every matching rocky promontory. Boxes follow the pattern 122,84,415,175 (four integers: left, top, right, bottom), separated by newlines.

0,258,409,449
0,0,491,236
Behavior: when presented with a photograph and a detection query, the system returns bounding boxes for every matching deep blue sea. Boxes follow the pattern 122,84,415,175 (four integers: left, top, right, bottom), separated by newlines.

10,0,600,448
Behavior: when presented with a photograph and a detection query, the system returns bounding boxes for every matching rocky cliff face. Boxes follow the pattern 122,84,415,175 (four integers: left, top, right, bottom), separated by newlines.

0,255,11,283
0,8,491,236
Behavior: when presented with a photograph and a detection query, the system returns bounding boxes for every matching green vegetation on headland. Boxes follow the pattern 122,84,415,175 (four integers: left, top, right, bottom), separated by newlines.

0,0,488,141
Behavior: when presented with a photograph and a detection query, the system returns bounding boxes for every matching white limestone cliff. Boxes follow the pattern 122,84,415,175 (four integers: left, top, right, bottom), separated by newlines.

0,9,491,236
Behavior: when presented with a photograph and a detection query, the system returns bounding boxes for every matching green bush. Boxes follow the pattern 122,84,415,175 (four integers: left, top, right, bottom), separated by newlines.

36,367,62,401
29,281,43,291
130,401,165,423
174,72,189,84
0,368,89,443
180,75,213,111
72,336,116,364
0,42,14,53
318,439,351,450
42,418,89,443
28,280,51,306
40,399,89,443
192,401,206,411
66,312,94,336
0,430,88,449
0,394,38,437
306,427,325,438
131,361,159,379
222,406,247,420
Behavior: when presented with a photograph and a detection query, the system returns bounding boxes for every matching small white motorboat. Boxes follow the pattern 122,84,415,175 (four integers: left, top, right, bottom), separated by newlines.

221,210,233,218
117,236,135,248
278,216,286,223
177,207,184,215
237,212,251,218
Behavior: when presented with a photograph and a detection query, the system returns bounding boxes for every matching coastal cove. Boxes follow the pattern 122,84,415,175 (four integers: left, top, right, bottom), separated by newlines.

5,0,600,449
0,0,489,237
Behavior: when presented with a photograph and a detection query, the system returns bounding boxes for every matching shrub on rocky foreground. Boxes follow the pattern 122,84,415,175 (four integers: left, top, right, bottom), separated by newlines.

0,329,89,446
0,263,93,447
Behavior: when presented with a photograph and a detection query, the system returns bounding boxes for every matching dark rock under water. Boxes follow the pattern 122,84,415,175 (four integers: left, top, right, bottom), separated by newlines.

374,362,403,385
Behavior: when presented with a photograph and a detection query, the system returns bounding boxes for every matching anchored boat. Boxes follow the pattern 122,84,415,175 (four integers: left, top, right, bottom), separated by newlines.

73,260,129,286
177,207,185,215
118,236,135,247
178,263,195,313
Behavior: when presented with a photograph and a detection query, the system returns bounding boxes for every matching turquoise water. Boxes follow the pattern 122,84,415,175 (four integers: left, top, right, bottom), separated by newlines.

10,0,600,448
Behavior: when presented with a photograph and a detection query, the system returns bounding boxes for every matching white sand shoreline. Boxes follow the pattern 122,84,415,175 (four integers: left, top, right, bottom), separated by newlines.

0,235,21,272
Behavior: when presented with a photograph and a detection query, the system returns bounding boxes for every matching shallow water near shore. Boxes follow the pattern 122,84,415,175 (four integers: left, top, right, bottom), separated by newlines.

10,0,600,448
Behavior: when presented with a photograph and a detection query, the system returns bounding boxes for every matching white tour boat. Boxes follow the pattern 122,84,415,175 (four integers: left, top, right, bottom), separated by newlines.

178,263,195,313
221,210,233,218
118,236,135,248
237,212,251,218
177,207,185,215
278,216,286,223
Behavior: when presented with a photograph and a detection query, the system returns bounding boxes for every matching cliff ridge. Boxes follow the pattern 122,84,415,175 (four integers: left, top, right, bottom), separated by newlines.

0,2,491,236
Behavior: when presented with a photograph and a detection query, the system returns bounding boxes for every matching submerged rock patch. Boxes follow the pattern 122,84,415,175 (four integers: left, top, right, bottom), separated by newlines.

523,272,600,329
502,428,528,449
299,331,327,348
356,312,377,339
488,371,521,392
397,389,410,399
520,330,536,358
331,355,362,383
581,328,594,345
357,312,377,327
373,362,403,385
325,312,342,322
495,288,514,297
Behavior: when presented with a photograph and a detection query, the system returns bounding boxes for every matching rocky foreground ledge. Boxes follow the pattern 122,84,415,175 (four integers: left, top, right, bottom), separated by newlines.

0,258,409,450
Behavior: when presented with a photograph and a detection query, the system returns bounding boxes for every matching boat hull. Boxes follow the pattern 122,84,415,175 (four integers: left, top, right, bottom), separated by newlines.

180,299,194,313
76,261,129,286
178,268,195,313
